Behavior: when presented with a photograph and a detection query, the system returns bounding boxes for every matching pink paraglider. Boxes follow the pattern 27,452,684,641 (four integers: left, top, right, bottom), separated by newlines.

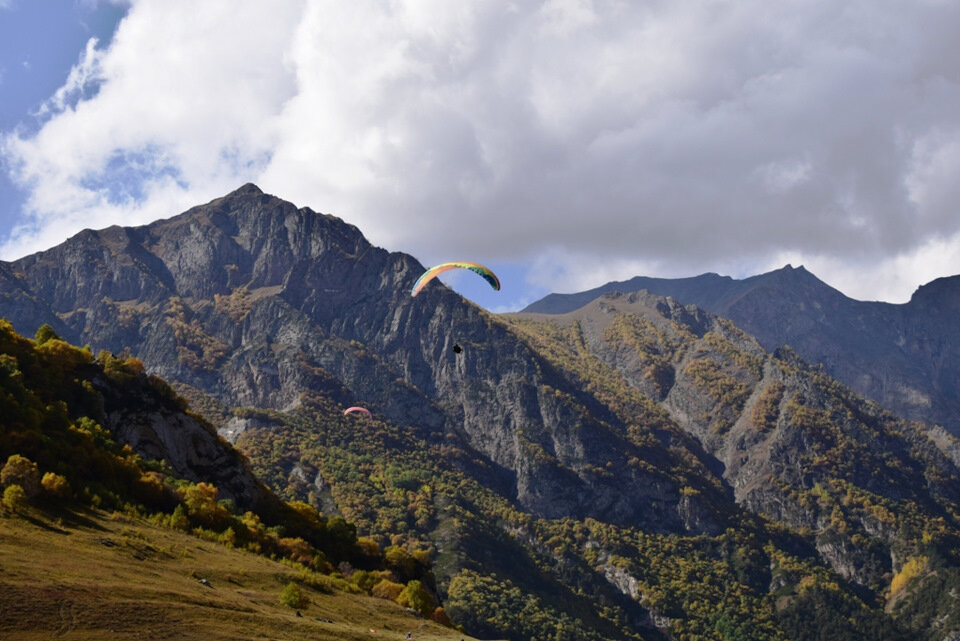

343,406,372,417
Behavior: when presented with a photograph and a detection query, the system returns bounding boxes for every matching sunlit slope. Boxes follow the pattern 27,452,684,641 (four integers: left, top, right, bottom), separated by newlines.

0,509,470,641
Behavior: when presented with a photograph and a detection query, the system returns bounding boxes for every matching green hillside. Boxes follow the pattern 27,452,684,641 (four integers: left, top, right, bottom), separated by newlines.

0,320,460,639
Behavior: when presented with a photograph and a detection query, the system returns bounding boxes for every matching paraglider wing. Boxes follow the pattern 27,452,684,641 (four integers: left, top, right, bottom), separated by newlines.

410,262,501,297
343,406,372,417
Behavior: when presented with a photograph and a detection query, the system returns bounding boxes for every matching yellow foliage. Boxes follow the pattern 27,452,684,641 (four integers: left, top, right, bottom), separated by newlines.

371,578,404,601
1,454,40,498
357,536,381,557
41,472,71,499
890,556,928,597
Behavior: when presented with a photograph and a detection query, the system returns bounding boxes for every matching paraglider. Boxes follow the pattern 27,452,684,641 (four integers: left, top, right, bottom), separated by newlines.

410,262,500,297
452,343,462,354
343,406,372,417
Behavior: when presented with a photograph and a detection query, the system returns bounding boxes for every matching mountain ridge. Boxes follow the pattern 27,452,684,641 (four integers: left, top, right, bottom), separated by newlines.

522,264,960,436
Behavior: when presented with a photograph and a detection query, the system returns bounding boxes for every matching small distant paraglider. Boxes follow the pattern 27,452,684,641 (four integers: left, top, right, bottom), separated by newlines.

410,262,500,297
343,406,372,418
452,343,462,354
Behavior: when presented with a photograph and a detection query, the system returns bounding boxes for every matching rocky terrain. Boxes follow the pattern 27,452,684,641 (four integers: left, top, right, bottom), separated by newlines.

523,265,960,437
0,184,727,534
511,292,960,589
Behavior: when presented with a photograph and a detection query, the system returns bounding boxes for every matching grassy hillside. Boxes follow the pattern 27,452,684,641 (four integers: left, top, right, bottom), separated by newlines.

0,507,469,641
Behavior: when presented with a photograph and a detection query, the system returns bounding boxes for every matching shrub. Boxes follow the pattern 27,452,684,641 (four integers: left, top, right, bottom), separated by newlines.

34,323,59,345
277,537,314,565
350,569,379,593
1,455,40,498
182,482,229,530
431,606,453,627
357,536,381,558
169,504,190,530
134,472,165,507
397,579,434,617
371,578,404,601
3,484,27,512
278,582,309,609
384,545,417,579
41,472,71,499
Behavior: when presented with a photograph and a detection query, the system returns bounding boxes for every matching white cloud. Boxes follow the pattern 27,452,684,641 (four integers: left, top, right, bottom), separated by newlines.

4,0,960,303
527,246,665,294
2,0,302,257
35,37,106,118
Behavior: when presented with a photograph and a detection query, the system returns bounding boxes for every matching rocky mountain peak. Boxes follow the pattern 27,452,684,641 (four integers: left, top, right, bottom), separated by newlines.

909,273,960,308
233,182,264,196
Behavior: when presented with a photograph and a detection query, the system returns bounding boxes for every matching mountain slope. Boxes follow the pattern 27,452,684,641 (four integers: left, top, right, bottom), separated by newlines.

510,292,960,585
0,510,467,641
522,265,960,436
2,185,960,639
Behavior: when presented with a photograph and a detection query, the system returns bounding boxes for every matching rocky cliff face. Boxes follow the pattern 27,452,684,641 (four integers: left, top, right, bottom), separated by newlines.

0,184,727,534
91,370,274,512
3,185,957,552
523,265,960,438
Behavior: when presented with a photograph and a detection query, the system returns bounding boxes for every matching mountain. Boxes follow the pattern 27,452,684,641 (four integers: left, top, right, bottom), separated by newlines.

522,265,960,437
0,183,725,533
2,184,960,640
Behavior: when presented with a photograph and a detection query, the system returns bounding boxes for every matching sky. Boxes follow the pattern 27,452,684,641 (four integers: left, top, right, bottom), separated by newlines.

3,1,960,312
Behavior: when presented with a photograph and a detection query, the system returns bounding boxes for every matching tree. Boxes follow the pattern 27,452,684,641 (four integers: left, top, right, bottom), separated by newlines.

397,579,434,617
34,324,59,345
182,482,229,530
1,455,40,498
41,472,71,499
371,578,404,600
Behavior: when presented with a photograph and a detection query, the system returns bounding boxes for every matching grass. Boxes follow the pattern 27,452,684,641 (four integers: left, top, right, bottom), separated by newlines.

0,507,478,641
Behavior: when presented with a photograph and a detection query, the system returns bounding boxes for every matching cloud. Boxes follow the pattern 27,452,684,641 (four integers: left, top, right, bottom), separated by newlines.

34,37,106,118
2,0,302,256
4,0,960,302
